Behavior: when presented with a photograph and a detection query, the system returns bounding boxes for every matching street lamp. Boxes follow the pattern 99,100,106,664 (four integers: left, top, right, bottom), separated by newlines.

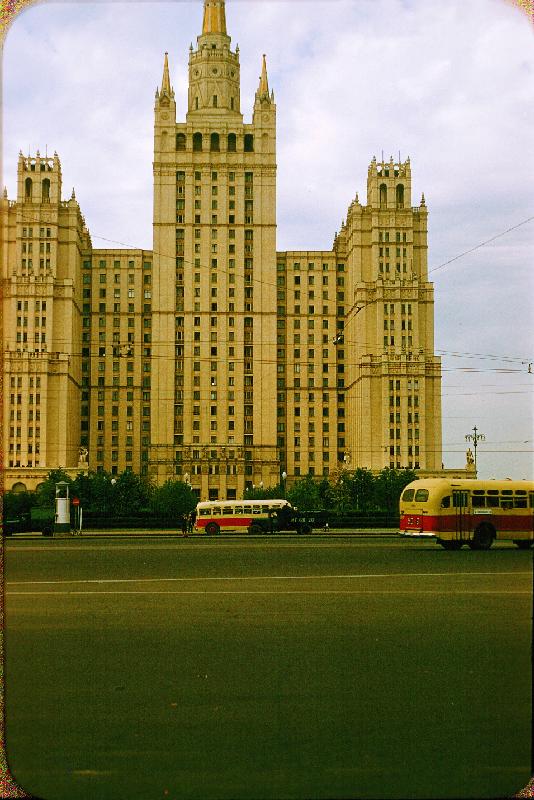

281,471,287,498
465,426,486,474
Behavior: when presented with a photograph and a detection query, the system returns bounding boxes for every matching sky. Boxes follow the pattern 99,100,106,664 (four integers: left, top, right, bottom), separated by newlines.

2,0,534,479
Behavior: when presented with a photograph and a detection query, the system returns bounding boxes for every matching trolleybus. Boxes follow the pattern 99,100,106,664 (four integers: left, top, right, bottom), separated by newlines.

399,478,534,550
194,499,300,535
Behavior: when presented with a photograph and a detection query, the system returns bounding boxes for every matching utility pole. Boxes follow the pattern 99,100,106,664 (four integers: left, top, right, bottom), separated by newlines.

465,426,486,474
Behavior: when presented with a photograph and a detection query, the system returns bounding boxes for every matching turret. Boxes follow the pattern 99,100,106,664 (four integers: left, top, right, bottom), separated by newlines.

17,150,62,205
366,156,411,209
187,0,241,119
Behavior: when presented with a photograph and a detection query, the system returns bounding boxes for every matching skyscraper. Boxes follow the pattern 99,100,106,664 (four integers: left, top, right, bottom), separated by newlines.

1,0,442,498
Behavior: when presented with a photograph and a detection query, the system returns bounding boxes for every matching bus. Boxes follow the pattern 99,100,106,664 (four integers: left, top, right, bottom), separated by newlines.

193,499,299,535
399,478,534,550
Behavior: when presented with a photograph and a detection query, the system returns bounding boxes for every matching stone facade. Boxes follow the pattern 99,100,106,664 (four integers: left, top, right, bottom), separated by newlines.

2,0,442,496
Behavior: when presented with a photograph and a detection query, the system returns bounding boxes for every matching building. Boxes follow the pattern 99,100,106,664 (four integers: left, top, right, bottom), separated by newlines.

1,0,442,498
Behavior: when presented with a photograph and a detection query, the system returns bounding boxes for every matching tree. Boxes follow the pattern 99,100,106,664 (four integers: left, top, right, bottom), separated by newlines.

151,480,196,523
373,468,417,513
113,470,153,515
3,490,36,518
317,478,335,510
243,484,283,500
36,469,73,508
287,475,321,511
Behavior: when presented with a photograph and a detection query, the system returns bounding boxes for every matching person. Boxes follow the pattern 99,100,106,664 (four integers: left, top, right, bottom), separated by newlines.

181,515,188,537
188,509,197,533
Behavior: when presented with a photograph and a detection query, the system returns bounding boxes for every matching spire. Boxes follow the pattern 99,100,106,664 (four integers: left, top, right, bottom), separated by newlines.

202,0,227,34
259,54,269,95
161,52,172,95
255,53,272,108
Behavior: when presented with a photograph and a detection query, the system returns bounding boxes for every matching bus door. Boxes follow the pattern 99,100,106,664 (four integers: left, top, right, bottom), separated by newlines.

452,490,471,541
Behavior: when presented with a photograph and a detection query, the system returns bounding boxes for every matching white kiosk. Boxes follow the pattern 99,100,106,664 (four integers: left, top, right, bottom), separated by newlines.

54,482,71,534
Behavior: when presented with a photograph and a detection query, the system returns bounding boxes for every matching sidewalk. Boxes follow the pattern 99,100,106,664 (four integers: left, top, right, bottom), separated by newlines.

7,528,399,539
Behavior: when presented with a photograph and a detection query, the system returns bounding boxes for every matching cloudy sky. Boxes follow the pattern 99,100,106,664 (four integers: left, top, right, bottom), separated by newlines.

3,0,534,479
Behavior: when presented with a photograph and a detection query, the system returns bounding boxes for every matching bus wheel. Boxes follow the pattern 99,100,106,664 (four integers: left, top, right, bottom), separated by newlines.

440,540,462,550
248,523,263,535
205,522,220,536
470,524,494,551
514,540,534,550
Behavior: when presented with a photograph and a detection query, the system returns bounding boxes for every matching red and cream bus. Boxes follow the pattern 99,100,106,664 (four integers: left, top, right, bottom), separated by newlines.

193,499,296,535
399,478,534,550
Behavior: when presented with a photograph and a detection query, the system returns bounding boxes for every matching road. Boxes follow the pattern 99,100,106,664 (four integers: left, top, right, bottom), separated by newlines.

3,536,532,800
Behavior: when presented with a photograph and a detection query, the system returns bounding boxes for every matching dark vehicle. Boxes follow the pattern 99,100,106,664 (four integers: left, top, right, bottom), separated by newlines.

2,512,53,537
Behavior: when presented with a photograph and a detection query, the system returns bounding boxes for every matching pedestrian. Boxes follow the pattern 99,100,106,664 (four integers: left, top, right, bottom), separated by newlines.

181,515,188,537
188,509,196,533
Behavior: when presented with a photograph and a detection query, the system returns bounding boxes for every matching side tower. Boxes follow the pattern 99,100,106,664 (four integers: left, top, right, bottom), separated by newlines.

1,152,90,488
341,157,442,471
150,0,278,497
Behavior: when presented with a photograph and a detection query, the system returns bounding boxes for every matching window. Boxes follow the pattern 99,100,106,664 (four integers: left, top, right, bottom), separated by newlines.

193,132,203,151
414,489,429,503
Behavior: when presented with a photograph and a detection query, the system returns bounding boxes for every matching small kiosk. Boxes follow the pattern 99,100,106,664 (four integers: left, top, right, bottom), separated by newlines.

54,482,71,534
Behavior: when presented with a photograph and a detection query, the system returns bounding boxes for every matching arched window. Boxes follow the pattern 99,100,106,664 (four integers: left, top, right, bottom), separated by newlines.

176,133,186,151
396,184,404,209
193,132,203,152
244,134,254,152
24,177,32,199
379,183,387,208
42,178,50,201
227,133,236,152
210,132,220,152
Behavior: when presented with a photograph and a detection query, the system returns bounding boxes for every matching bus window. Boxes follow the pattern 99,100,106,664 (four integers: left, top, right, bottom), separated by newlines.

223,506,233,515
514,497,527,509
486,496,499,508
452,491,468,508
441,496,451,509
199,507,211,516
235,506,243,514
252,505,261,515
243,505,252,514
472,495,485,508
529,494,534,509
402,489,415,502
501,497,513,510
414,489,429,503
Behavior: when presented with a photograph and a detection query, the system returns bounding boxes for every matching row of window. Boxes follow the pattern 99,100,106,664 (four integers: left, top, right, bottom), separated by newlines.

182,132,254,152
83,260,151,270
379,231,408,243
287,262,343,272
21,242,51,253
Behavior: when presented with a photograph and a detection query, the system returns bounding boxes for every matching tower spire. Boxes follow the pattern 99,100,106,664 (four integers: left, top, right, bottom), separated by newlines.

259,53,269,96
202,0,227,34
161,51,172,95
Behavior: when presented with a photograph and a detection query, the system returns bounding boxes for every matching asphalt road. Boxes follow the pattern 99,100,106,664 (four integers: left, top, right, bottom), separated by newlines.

3,536,532,800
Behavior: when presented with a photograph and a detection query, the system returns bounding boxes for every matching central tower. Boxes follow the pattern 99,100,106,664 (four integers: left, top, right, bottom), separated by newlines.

150,0,279,498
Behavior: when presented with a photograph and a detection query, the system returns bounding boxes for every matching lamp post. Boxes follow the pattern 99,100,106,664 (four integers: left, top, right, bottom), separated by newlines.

465,426,486,474
281,471,287,498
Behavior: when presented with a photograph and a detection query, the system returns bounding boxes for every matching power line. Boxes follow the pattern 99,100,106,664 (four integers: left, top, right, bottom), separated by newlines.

428,215,534,275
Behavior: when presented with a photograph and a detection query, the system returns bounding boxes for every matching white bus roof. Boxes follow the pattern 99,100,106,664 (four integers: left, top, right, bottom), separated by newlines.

196,498,290,509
